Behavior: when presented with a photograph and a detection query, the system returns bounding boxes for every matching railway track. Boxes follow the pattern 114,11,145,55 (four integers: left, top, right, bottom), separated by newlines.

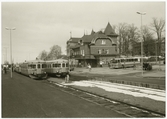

48,80,165,118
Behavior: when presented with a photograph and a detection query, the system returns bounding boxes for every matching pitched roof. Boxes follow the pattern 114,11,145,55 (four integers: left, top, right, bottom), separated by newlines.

104,22,117,36
81,34,94,43
67,37,81,44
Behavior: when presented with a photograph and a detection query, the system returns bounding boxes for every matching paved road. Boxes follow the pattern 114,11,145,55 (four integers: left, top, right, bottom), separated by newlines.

2,72,126,118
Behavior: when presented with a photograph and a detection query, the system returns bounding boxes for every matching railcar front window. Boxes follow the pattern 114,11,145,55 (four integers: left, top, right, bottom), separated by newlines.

62,63,65,67
66,63,69,67
38,64,40,68
28,65,31,69
42,64,46,68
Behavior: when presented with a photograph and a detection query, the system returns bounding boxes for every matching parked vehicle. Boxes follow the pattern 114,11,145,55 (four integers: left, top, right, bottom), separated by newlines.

143,62,152,71
110,57,149,69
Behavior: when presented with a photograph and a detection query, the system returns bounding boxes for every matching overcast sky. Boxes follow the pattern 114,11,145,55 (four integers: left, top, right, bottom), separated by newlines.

1,1,166,63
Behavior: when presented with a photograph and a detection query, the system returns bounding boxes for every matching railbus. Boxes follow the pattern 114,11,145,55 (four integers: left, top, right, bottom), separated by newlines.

44,59,69,77
15,60,47,79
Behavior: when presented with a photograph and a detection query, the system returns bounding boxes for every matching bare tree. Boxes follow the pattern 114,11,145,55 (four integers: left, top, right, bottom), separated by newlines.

150,18,165,56
47,45,62,60
142,25,155,56
116,23,128,56
127,24,140,56
38,50,48,60
116,23,140,57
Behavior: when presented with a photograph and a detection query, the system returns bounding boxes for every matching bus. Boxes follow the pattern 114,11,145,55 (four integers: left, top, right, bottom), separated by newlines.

110,57,148,69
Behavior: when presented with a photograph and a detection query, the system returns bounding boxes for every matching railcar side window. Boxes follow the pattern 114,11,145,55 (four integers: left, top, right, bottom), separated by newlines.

58,64,61,67
55,64,58,67
42,64,46,68
32,65,36,68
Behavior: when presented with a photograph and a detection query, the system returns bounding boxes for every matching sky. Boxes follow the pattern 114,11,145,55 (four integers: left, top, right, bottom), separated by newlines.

1,1,166,64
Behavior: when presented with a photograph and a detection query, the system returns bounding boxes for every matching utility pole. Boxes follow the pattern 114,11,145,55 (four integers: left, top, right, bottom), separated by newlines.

137,11,146,77
5,27,16,78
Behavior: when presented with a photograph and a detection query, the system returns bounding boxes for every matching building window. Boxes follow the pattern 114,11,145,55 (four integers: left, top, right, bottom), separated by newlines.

102,40,106,44
80,50,82,55
83,50,85,56
81,50,85,56
98,49,101,54
106,49,109,54
102,49,105,53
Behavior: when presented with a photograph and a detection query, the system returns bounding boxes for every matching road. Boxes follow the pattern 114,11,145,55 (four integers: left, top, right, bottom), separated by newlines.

2,71,126,118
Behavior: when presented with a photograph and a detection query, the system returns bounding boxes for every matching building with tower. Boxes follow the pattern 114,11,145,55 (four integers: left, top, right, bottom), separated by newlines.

66,22,119,67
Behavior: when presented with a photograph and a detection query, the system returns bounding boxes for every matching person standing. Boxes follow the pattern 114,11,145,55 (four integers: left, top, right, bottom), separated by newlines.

108,62,110,68
65,72,70,83
4,66,7,74
88,64,91,71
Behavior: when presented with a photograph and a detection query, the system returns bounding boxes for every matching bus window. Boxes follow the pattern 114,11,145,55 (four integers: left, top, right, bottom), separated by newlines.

112,59,117,63
62,63,65,67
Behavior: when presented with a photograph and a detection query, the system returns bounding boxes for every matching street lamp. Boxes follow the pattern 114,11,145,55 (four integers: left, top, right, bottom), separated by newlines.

137,11,146,77
5,27,16,78
3,47,8,63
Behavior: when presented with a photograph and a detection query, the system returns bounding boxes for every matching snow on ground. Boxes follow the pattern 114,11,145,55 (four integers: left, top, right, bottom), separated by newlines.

63,80,165,102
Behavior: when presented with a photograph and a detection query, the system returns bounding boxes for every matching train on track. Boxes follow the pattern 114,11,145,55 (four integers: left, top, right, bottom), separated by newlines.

44,59,69,77
14,60,47,79
14,59,70,79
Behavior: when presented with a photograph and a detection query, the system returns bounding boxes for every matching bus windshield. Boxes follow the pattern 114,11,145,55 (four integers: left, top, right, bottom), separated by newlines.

112,60,120,63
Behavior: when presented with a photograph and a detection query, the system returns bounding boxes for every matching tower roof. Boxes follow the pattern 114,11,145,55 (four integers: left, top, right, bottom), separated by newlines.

91,29,95,35
104,22,117,36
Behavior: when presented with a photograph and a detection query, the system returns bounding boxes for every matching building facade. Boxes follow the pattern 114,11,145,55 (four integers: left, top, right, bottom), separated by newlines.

66,22,119,67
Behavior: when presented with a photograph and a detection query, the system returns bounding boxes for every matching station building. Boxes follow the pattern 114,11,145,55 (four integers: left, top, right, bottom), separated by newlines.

66,22,119,67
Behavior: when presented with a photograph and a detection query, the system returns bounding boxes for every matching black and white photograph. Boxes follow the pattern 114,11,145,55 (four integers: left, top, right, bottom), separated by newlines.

1,1,166,118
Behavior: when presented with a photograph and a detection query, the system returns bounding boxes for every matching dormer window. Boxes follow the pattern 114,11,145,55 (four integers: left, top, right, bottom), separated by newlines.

102,40,106,44
79,40,83,45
